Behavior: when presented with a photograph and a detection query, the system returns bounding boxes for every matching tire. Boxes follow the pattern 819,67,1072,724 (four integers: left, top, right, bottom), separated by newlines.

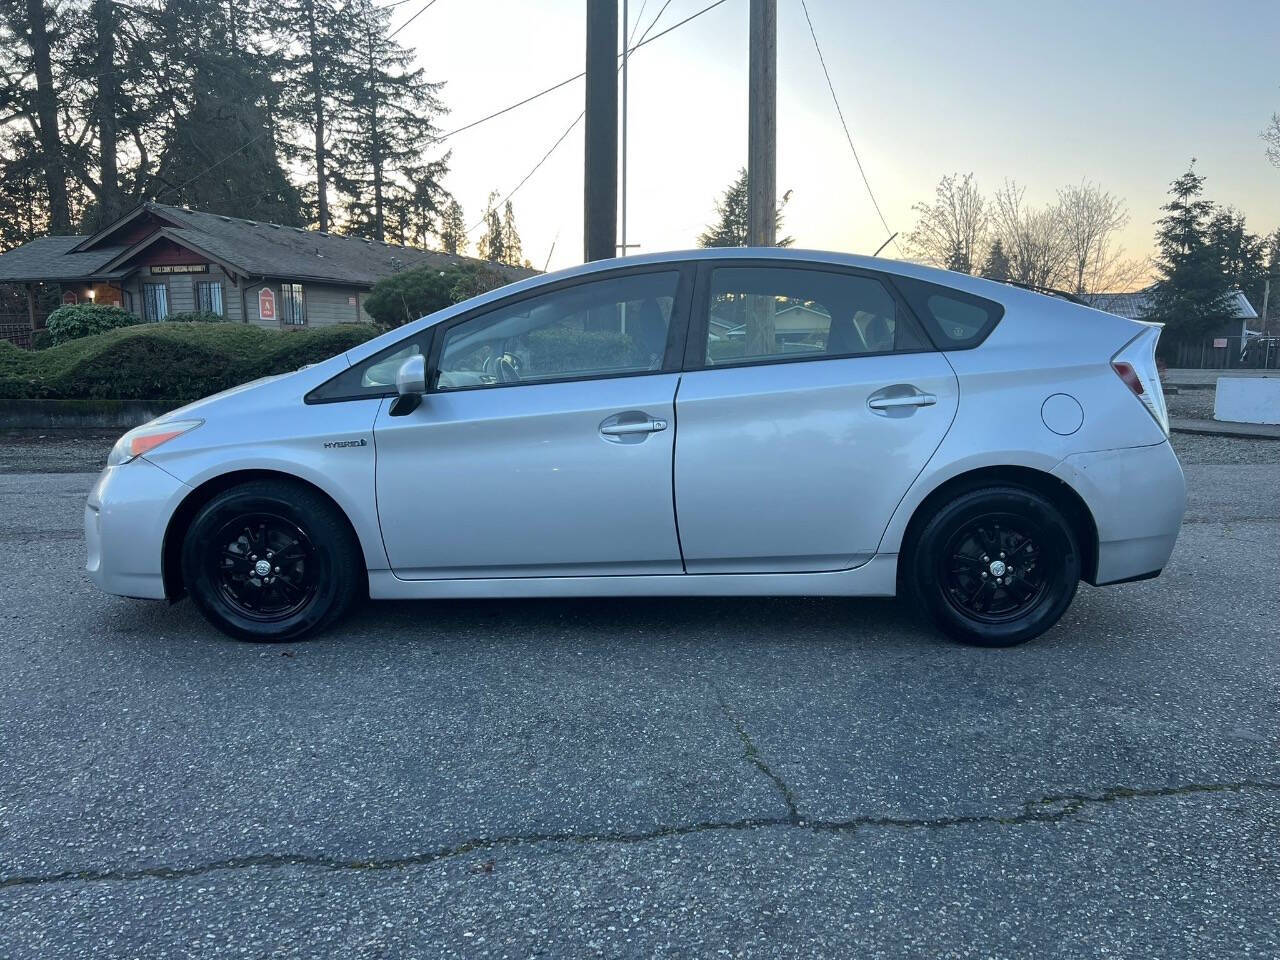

181,479,362,642
907,486,1080,647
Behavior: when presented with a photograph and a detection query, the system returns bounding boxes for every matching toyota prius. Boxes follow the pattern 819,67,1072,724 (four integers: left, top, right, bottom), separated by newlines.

86,249,1186,646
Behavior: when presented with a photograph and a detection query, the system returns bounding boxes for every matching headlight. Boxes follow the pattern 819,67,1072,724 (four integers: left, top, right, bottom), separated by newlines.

107,419,203,466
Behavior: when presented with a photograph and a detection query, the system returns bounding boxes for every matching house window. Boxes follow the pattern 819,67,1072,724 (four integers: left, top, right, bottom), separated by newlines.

142,283,169,322
280,283,306,325
196,280,224,316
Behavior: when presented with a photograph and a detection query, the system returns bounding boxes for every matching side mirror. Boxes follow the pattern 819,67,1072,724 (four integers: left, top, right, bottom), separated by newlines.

390,354,426,416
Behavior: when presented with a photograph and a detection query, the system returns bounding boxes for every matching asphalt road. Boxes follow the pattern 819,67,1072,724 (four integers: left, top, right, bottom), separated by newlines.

1,435,1277,958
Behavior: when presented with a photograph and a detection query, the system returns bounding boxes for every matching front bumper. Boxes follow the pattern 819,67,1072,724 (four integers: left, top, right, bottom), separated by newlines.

86,458,191,600
1052,440,1187,586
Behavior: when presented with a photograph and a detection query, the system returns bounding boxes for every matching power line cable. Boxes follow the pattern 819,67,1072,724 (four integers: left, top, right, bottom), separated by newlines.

387,0,441,39
435,0,731,144
467,111,584,235
797,0,900,255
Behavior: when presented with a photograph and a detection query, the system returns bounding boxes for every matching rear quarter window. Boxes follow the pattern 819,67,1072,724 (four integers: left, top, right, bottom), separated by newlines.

892,275,1004,350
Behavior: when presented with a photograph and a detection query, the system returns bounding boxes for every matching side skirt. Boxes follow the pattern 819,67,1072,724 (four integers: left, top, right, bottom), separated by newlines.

367,554,900,600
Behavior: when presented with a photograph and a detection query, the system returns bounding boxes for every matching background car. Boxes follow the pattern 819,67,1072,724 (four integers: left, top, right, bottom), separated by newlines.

86,248,1186,646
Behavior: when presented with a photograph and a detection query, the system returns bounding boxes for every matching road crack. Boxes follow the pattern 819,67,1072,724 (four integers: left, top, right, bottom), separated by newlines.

4,783,1276,891
713,688,801,822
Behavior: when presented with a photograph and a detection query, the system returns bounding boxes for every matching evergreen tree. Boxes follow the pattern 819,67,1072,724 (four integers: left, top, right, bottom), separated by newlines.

279,0,363,231
980,239,1011,282
697,168,793,247
331,0,448,243
438,198,466,254
477,191,505,264
1207,208,1268,314
500,200,522,267
1142,164,1233,340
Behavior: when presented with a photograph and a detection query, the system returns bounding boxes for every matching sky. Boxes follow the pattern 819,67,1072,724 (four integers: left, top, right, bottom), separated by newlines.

402,0,1280,276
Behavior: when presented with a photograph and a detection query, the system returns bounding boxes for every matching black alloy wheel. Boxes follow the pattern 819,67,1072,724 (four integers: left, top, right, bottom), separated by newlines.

909,486,1081,647
181,479,362,642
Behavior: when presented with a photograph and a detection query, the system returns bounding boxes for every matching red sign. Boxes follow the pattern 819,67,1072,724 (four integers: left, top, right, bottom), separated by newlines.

62,291,78,305
259,287,276,321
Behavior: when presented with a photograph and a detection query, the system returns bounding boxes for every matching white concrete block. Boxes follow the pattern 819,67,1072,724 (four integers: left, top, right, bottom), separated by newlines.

1215,376,1280,425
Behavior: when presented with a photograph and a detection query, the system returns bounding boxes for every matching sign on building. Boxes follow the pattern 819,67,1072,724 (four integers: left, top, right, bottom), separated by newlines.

259,287,276,321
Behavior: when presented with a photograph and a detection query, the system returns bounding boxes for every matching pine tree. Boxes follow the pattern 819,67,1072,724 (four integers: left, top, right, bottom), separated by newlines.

477,191,505,264
1142,164,1233,340
697,168,793,247
331,0,449,242
1207,208,1268,314
980,239,1011,282
438,198,467,254
500,200,522,267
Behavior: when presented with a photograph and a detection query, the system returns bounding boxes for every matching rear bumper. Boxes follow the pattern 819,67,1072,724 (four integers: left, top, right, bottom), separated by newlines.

1052,440,1186,586
86,459,190,600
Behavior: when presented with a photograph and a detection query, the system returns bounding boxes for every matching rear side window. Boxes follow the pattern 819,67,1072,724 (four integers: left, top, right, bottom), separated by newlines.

892,275,1004,350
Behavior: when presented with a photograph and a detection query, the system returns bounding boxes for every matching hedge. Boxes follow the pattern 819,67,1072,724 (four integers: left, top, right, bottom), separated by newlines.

45,303,141,345
0,322,379,405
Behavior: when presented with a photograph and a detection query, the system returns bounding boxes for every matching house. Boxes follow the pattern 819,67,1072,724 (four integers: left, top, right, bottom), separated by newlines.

1082,287,1259,366
0,202,530,341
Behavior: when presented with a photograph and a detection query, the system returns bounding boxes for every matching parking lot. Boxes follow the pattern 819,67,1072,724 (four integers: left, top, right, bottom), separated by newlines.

1,427,1278,958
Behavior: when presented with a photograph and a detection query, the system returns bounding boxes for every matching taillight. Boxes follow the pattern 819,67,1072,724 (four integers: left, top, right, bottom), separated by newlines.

1111,326,1168,435
1111,361,1144,397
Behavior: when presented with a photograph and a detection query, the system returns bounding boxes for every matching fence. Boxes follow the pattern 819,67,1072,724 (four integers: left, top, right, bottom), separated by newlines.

0,314,34,349
1169,336,1280,370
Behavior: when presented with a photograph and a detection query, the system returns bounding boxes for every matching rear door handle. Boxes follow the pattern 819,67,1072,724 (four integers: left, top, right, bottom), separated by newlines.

868,392,937,411
600,418,667,436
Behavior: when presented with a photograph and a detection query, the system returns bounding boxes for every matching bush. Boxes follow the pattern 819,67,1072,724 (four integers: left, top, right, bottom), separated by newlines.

30,328,52,350
0,322,379,404
364,261,517,329
45,304,141,345
166,310,227,323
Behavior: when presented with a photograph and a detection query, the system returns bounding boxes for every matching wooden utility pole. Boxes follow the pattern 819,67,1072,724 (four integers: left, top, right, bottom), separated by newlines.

94,0,120,224
584,0,618,262
744,0,777,356
746,0,776,248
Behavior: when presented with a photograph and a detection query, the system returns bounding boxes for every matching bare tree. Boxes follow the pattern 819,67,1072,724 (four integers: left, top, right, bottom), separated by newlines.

1265,113,1280,168
991,180,1071,290
904,173,987,273
1057,180,1132,295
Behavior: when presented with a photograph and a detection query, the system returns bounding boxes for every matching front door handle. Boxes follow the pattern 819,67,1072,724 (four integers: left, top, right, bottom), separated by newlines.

868,393,936,410
600,418,667,436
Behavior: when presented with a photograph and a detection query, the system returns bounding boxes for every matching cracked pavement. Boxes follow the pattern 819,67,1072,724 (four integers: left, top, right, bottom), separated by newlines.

1,433,1278,958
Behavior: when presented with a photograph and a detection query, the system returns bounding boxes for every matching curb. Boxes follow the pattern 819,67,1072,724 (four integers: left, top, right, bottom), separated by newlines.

0,399,173,429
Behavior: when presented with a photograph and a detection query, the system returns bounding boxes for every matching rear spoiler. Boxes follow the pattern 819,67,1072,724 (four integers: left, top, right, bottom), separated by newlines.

1000,280,1088,306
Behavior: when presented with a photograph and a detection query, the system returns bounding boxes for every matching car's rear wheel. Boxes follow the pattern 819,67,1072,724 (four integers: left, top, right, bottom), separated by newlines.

908,486,1080,647
181,479,361,642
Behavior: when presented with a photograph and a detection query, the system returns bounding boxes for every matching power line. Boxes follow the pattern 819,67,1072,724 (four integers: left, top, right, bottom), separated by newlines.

153,131,269,201
797,0,900,255
435,0,732,145
387,0,441,39
467,111,585,236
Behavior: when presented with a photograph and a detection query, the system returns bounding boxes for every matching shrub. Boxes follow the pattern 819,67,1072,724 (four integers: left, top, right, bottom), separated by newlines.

364,261,517,329
45,304,140,345
30,328,53,350
166,310,227,323
0,322,380,404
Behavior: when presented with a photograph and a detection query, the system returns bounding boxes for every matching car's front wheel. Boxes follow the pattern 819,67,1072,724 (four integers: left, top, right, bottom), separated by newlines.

909,486,1081,647
181,479,362,642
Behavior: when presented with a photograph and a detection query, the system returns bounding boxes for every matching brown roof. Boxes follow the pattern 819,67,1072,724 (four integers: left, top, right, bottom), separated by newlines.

0,202,535,288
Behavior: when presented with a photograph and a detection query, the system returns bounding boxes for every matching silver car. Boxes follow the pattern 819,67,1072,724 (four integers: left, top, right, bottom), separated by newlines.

86,249,1186,647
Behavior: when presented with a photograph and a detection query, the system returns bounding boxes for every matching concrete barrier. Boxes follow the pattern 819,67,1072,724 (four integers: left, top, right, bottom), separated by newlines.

0,399,172,429
1215,377,1280,425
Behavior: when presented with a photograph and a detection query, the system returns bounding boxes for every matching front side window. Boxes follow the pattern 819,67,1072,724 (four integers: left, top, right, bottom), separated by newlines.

435,271,678,390
196,280,224,316
702,267,923,367
280,283,306,325
142,282,168,322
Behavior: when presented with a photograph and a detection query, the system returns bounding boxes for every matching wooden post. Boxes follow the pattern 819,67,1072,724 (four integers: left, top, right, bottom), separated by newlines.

26,284,37,331
583,0,618,262
746,0,776,248
744,0,776,356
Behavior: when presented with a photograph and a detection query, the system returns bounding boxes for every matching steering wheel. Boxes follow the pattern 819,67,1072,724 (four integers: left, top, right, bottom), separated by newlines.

497,354,519,383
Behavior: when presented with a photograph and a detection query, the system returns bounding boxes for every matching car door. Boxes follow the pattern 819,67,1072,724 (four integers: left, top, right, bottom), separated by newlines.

373,266,692,580
673,261,958,573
